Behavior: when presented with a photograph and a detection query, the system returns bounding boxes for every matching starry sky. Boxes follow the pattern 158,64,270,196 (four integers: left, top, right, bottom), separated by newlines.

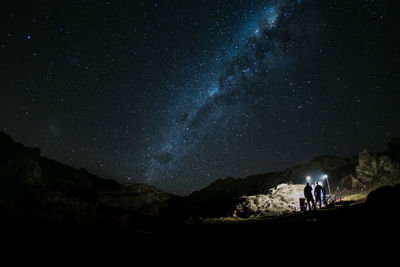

1,0,399,195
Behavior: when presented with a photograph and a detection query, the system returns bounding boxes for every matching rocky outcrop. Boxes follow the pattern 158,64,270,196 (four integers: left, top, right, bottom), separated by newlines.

234,183,304,218
185,172,286,218
338,174,364,190
98,183,170,216
2,129,400,225
356,149,400,184
339,149,400,190
0,131,172,229
337,148,400,192
232,148,400,218
187,154,356,218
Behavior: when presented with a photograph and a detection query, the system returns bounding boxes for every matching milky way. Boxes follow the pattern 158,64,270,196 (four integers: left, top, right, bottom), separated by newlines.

142,1,298,185
144,0,335,189
137,0,399,193
1,0,399,195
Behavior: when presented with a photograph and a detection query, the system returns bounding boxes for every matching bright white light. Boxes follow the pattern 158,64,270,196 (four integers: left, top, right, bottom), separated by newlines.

322,174,331,195
306,176,311,181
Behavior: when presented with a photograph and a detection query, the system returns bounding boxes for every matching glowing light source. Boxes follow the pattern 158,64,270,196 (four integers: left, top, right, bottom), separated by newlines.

322,174,331,195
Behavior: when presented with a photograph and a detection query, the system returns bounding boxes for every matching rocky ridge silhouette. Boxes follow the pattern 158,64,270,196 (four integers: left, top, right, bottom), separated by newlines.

1,130,399,234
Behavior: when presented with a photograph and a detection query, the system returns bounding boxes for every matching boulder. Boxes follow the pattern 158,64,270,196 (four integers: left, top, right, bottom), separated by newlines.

234,183,304,218
366,184,400,213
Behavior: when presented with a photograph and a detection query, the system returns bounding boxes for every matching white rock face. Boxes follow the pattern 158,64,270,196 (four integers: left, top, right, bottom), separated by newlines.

234,183,305,218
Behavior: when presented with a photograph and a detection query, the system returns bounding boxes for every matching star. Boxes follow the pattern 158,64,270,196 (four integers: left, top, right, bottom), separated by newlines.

0,0,398,195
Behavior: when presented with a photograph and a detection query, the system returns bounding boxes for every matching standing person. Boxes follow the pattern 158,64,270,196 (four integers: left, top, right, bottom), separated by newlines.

304,183,315,211
322,185,327,205
314,182,323,209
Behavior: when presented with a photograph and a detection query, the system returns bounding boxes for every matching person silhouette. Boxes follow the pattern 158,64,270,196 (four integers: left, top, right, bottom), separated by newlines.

304,183,315,211
314,182,323,209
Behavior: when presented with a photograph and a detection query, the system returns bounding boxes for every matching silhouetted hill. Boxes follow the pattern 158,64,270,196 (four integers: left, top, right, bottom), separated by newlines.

1,130,400,246
184,173,285,217
0,130,173,236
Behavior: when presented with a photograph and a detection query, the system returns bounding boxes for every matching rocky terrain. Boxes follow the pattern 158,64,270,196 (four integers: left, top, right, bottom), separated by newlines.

184,139,400,218
234,183,305,217
1,130,400,245
230,147,400,219
0,130,175,236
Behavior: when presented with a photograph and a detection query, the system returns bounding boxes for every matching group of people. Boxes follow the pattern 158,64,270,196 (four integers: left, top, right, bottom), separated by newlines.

303,182,326,211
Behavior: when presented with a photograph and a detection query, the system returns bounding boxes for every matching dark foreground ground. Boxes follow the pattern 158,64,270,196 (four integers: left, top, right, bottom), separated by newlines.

1,199,399,257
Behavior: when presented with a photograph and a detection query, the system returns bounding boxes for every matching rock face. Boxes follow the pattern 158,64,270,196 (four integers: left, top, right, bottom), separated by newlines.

2,129,400,225
99,183,170,216
234,183,304,218
338,174,364,190
356,149,400,185
186,172,286,218
0,131,172,229
339,149,400,190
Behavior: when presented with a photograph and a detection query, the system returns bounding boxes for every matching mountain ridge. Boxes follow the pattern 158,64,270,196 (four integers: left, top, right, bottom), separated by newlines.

1,130,399,225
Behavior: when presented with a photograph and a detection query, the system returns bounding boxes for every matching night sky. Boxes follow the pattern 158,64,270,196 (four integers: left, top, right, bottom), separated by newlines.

1,0,399,195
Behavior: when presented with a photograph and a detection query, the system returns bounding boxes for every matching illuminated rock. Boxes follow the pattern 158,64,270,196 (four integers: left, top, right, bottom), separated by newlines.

234,183,304,218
